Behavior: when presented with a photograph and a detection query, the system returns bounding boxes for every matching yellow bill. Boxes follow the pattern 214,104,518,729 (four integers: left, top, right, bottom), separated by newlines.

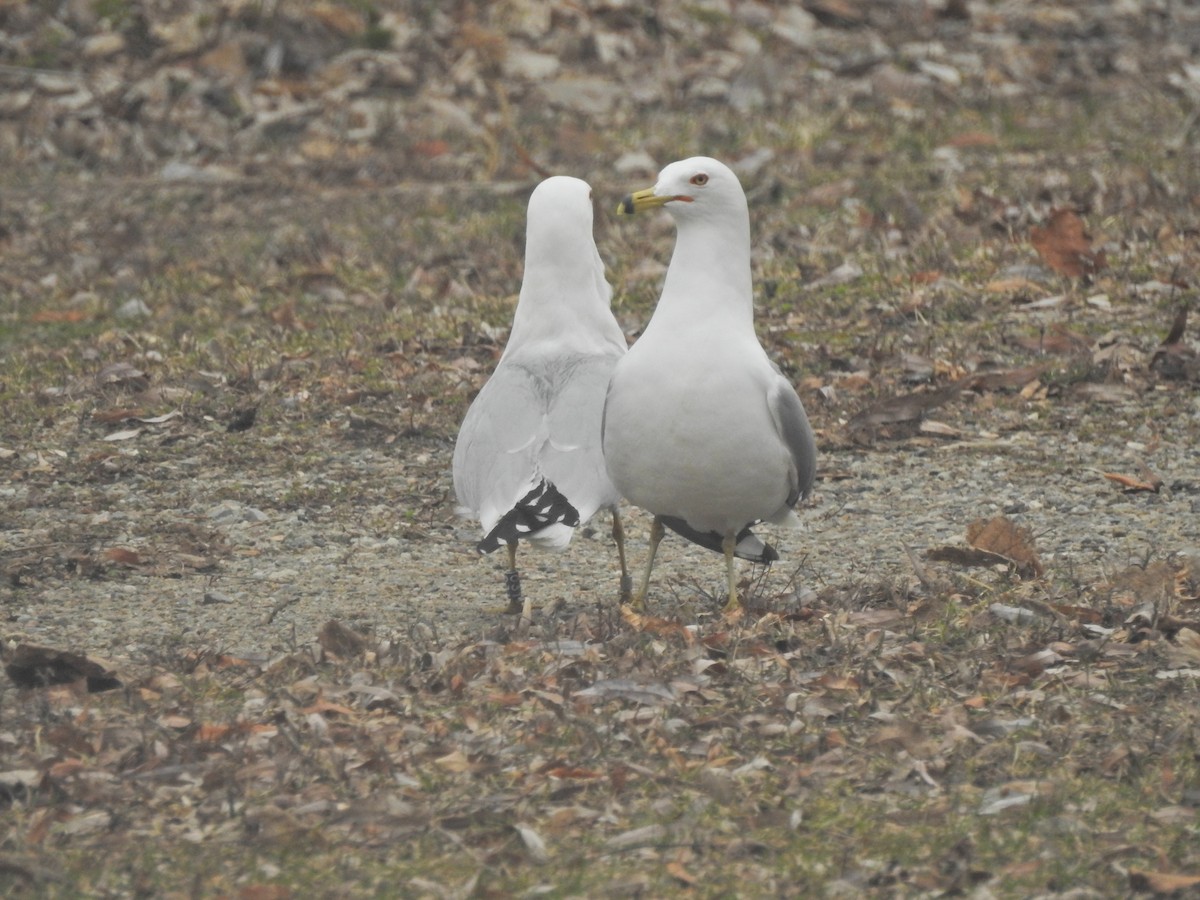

616,187,672,216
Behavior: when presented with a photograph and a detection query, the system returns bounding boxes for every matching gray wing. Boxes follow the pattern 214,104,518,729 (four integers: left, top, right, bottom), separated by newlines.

453,351,621,531
767,368,817,509
453,363,550,531
537,353,623,520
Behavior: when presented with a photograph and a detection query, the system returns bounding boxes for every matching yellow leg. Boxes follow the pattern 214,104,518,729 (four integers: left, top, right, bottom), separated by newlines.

630,516,665,610
721,531,740,613
612,509,632,604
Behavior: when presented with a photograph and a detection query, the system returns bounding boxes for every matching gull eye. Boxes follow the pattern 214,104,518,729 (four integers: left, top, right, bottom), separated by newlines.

690,173,709,186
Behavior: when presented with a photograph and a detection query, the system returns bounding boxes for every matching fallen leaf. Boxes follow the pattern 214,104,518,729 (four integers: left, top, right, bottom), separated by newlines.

847,382,964,441
1072,382,1135,404
619,605,695,642
32,309,90,323
927,546,1015,570
968,366,1046,392
1127,868,1200,894
1102,467,1163,493
513,823,550,864
666,859,699,886
1018,294,1069,310
575,678,676,706
318,619,371,659
945,131,997,148
1167,628,1200,666
102,428,142,442
3,644,122,692
102,547,144,567
546,767,603,779
967,516,1044,578
135,410,183,425
96,361,147,388
300,699,356,718
1029,208,1107,278
606,823,668,850
434,750,472,773
984,276,1046,295
196,723,235,743
92,407,143,424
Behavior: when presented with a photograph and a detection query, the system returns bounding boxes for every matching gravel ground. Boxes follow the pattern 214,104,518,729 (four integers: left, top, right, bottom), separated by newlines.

7,399,1198,668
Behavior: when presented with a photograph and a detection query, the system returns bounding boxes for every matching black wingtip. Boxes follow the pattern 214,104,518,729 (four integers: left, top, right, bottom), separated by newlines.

476,479,580,555
659,516,778,563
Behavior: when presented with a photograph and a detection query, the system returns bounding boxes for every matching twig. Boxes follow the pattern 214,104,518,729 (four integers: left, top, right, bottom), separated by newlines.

263,595,300,625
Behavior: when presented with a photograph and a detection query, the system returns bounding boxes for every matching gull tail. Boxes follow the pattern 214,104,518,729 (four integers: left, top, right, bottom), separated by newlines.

477,479,581,555
659,516,779,564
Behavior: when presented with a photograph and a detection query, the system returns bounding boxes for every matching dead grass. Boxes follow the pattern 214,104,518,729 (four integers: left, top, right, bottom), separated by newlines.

3,12,1200,897
2,568,1198,897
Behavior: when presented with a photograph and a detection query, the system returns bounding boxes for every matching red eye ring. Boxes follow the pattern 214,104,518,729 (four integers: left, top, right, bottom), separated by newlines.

690,174,709,186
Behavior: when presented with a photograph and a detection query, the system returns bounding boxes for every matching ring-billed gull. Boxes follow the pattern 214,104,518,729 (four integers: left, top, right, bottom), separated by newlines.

453,176,631,613
604,156,817,612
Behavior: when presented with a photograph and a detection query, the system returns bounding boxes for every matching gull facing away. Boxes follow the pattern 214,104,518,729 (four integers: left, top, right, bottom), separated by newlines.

453,176,631,613
603,157,817,612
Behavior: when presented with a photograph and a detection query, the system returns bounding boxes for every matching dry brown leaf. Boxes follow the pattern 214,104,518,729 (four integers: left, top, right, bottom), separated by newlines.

847,382,963,441
1127,868,1200,894
868,721,929,755
318,619,371,659
434,750,472,773
309,2,366,36
969,365,1046,392
1029,208,1107,278
1105,561,1178,608
966,516,1043,578
666,859,699,886
1167,628,1200,666
546,766,603,780
47,758,88,779
300,699,356,718
91,407,143,424
801,177,857,208
31,308,91,323
1102,468,1163,493
945,131,997,148
1048,603,1105,624
4,644,122,692
620,605,695,642
926,545,1013,570
817,673,861,693
196,723,235,743
102,547,143,567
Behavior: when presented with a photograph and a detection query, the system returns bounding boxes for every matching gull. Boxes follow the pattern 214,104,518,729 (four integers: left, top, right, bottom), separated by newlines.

453,176,630,613
603,156,817,612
